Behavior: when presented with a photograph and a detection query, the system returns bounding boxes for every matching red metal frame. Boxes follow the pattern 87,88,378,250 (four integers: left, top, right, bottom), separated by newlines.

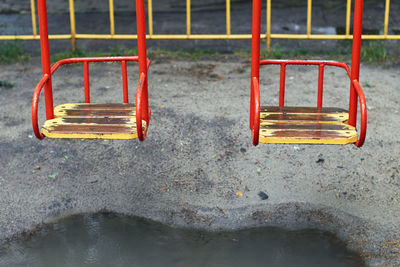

250,0,367,147
32,0,151,141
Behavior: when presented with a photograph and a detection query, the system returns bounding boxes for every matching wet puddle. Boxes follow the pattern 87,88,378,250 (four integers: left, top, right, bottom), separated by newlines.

0,213,363,266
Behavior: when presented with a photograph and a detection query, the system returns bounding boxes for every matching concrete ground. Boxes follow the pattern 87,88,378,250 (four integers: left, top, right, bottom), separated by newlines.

0,56,399,265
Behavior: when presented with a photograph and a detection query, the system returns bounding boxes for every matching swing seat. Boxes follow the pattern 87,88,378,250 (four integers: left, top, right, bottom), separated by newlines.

250,60,367,147
41,103,143,139
32,57,150,141
259,106,357,144
249,0,367,147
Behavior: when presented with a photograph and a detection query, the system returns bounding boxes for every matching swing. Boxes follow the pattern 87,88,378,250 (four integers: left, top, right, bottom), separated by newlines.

32,0,150,141
249,0,367,147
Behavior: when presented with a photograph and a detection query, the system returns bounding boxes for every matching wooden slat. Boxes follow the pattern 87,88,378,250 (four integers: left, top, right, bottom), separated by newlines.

54,103,136,118
258,106,357,145
57,117,135,125
260,122,354,131
260,113,348,123
260,106,348,123
56,109,136,118
53,104,135,118
56,103,135,110
42,103,139,139
261,130,355,139
42,118,138,139
45,123,136,134
261,106,348,114
259,128,358,144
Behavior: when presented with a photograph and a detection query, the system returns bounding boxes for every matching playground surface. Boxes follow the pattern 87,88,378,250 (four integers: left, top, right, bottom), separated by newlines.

0,56,400,265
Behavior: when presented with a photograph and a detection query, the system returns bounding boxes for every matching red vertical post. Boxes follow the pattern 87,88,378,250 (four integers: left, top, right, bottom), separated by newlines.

250,0,261,129
279,64,286,107
37,0,54,119
136,0,148,122
121,61,129,103
317,64,324,108
83,61,90,103
349,0,364,126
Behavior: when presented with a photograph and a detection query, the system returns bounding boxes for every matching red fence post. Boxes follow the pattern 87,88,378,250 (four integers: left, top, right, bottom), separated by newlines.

37,0,54,119
349,0,364,126
250,0,261,129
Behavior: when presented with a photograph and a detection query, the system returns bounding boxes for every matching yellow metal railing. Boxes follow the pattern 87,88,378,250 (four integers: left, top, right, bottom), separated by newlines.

1,0,398,50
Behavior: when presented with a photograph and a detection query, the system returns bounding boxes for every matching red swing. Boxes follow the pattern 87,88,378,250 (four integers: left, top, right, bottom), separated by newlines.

249,0,367,147
32,0,150,140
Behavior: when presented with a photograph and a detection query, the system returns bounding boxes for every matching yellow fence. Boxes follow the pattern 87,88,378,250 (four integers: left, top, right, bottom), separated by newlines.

0,0,398,51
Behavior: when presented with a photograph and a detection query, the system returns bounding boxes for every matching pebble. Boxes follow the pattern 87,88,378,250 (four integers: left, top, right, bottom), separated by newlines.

258,191,269,200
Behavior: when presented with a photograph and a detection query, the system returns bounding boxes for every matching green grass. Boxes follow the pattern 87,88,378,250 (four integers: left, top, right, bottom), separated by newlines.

0,41,29,64
260,45,319,59
52,46,139,62
360,41,392,63
52,47,220,62
237,42,398,64
0,40,397,65
0,80,14,88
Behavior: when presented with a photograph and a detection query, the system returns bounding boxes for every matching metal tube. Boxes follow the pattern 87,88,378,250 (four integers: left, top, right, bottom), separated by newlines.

2,33,400,41
352,80,367,147
83,61,90,103
136,0,149,122
148,0,154,37
226,0,231,35
266,0,271,51
250,0,261,129
32,74,50,139
384,0,390,37
317,64,324,107
279,64,286,107
30,0,37,37
345,0,351,36
109,0,115,36
186,0,191,37
252,77,260,146
122,61,129,103
37,0,54,120
69,0,76,51
307,0,312,37
349,0,364,126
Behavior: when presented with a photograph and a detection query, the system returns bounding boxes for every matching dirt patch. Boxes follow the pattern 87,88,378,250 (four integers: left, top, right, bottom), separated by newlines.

0,57,399,265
